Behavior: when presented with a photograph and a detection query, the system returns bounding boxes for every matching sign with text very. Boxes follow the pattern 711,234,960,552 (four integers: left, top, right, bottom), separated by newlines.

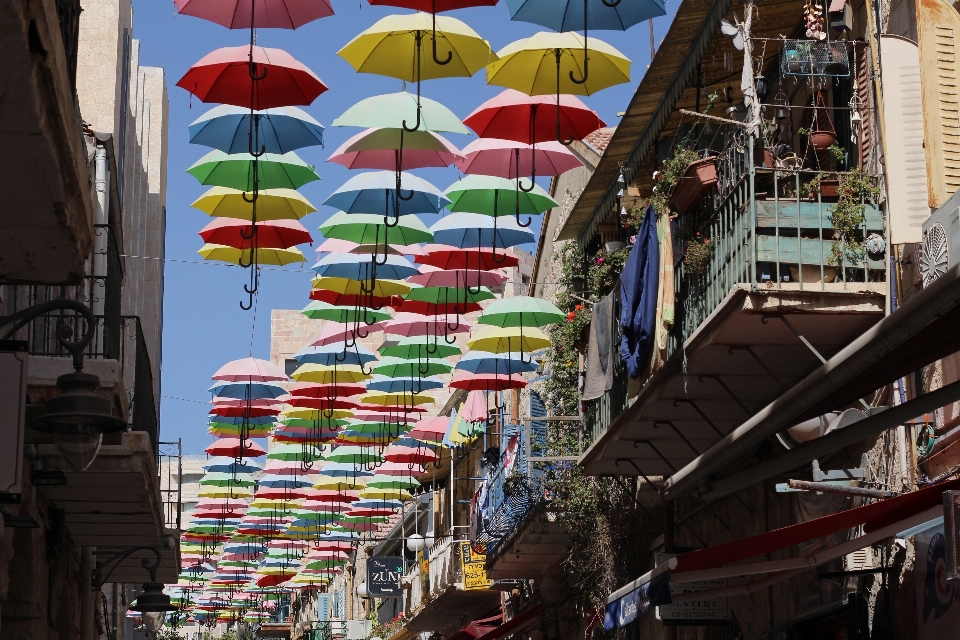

459,541,492,590
655,552,730,625
367,556,404,598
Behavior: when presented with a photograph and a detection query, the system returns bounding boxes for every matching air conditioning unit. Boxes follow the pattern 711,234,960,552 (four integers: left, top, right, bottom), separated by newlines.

346,619,372,640
843,546,876,572
921,189,960,287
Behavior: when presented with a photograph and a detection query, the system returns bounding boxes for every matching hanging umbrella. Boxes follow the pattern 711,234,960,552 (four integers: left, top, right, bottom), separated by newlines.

407,416,449,441
379,337,461,359
365,375,444,393
327,446,383,465
214,358,287,383
208,422,274,439
416,245,519,269
430,212,536,249
199,485,256,499
446,174,557,213
328,128,462,171
189,105,325,154
381,312,472,337
192,187,316,221
283,407,354,421
291,364,373,384
456,138,583,180
199,244,306,266
323,171,449,216
177,45,328,110
449,371,528,390
455,351,538,374
360,392,436,406
173,0,334,28
383,442,438,465
320,212,433,246
293,343,378,367
333,92,469,133
289,382,367,398
463,88,605,143
205,438,268,458
308,290,398,309
306,321,386,349
204,456,264,473
467,325,552,353
199,218,312,250
200,472,258,488
310,277,410,298
188,150,320,191
316,239,425,258
267,442,326,462
373,357,453,377
311,253,420,281
407,267,507,288
477,295,565,327
376,461,427,476
209,381,288,399
301,300,393,324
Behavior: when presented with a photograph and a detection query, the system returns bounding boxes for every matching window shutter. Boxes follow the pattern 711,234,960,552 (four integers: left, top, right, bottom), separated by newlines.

317,593,330,621
917,0,960,207
854,42,874,170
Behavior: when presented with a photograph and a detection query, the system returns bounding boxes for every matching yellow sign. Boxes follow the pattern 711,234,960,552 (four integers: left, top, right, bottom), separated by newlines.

459,541,492,590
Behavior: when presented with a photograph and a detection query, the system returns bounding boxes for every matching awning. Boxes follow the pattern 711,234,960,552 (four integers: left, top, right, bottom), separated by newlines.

605,478,960,629
446,614,502,640
474,604,545,640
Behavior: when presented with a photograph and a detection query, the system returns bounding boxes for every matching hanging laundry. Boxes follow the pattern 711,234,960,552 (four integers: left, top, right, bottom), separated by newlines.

619,204,660,379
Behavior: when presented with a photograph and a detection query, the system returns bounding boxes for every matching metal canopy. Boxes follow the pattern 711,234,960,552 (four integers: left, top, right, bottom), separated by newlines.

579,285,885,480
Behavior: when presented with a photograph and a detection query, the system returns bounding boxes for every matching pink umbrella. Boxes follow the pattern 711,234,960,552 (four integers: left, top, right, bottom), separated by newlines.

212,357,287,382
177,46,328,110
308,322,385,347
373,461,426,476
381,312,473,337
456,138,583,180
328,128,462,171
407,267,507,289
206,438,267,458
407,416,449,442
174,0,335,30
463,89,605,144
461,390,488,423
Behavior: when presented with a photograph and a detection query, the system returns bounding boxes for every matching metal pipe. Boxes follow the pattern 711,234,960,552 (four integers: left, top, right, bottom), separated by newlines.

93,143,110,348
787,479,897,499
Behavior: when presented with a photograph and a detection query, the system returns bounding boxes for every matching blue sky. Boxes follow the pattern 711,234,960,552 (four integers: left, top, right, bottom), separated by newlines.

133,0,678,454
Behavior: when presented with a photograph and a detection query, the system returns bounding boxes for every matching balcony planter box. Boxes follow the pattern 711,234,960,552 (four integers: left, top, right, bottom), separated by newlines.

669,156,718,215
820,178,840,198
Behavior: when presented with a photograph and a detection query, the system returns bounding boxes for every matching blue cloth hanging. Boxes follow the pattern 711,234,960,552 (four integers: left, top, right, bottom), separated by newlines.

619,205,660,378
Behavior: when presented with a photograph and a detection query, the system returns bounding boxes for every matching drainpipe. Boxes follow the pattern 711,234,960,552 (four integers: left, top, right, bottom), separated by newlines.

93,142,110,348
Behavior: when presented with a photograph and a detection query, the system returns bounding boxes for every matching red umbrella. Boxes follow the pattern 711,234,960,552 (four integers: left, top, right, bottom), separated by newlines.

456,138,583,179
407,416,449,441
328,129,462,171
384,443,439,465
394,299,483,316
309,289,399,309
209,404,281,418
449,371,528,391
199,218,312,250
177,46,328,110
284,397,358,410
304,490,360,503
290,382,367,398
407,268,507,289
213,357,287,382
464,89,605,143
416,245,519,269
174,0,334,29
205,438,267,458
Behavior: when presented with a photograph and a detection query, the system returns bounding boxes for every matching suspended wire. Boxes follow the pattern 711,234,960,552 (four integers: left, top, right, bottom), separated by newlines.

120,253,310,274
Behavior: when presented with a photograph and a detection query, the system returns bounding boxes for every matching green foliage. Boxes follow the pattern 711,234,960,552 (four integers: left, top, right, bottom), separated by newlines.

801,174,823,198
828,167,880,266
369,613,408,640
651,144,701,216
828,143,846,166
591,247,632,298
683,233,712,274
155,630,187,640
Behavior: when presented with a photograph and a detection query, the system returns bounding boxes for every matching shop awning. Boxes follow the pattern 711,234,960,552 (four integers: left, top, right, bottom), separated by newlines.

605,478,959,630
446,614,502,640
470,604,545,640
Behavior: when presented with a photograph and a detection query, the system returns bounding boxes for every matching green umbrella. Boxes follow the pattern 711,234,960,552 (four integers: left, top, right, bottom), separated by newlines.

341,421,409,435
320,212,433,246
266,443,325,463
379,336,461,359
327,446,383,465
198,472,257,488
373,357,453,377
367,474,419,490
302,301,392,324
187,150,320,191
477,296,565,328
445,174,557,215
405,286,495,304
279,417,348,429
332,92,469,134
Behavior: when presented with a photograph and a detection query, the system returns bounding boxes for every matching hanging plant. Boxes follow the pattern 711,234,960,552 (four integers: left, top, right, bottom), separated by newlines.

683,233,713,274
651,144,701,215
827,167,880,266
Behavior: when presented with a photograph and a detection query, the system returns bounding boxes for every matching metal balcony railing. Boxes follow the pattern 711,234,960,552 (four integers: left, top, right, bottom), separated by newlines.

123,315,159,456
159,440,183,532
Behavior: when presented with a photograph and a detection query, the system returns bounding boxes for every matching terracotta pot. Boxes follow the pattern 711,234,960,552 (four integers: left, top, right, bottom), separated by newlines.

820,178,839,198
809,131,837,153
789,264,838,283
669,157,718,215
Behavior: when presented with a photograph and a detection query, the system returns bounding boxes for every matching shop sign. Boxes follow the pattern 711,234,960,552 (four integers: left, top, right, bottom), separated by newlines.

459,541,492,590
367,556,404,598
603,572,672,632
916,522,960,639
655,551,730,626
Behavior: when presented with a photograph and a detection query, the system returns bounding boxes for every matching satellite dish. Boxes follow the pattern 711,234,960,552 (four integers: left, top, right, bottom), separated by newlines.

720,12,744,50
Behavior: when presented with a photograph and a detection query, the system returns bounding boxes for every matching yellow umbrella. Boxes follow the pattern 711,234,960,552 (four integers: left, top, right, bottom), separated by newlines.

311,276,411,297
313,476,370,490
359,392,435,406
282,408,355,421
486,31,630,97
359,487,412,501
198,486,254,499
198,244,306,266
467,325,552,353
191,187,316,221
250,499,302,510
291,364,372,384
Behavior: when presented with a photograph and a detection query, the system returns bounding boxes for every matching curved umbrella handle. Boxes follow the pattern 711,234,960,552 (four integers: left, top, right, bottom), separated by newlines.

431,6,452,66
514,177,532,228
248,60,268,81
556,57,577,146
517,147,536,193
403,37,423,132
569,0,589,85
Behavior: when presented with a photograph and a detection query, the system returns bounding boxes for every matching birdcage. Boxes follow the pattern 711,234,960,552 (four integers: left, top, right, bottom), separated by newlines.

780,39,849,77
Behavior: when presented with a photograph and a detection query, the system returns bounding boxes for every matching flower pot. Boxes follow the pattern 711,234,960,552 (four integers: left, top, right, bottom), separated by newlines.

669,157,718,215
789,264,838,283
809,131,837,153
820,178,839,198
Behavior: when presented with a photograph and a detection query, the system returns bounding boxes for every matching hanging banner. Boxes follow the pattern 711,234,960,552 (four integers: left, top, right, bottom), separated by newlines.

604,572,672,632
459,541,492,590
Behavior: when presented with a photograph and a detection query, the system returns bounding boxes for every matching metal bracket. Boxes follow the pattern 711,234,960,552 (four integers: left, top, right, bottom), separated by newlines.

673,399,725,437
92,546,164,589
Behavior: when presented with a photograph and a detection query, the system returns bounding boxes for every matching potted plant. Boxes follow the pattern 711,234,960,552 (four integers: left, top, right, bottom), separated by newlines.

669,155,718,215
652,144,700,215
682,233,712,275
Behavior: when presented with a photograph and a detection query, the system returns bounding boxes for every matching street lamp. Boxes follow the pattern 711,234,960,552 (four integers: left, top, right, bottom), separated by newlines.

131,582,177,634
1,299,128,471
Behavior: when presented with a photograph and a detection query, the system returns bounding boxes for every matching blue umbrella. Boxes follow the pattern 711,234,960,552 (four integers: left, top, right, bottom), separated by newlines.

207,415,277,426
311,252,420,281
258,476,315,489
189,105,325,155
203,457,264,473
430,212,536,249
223,542,267,555
317,463,374,480
295,343,378,367
352,499,402,510
455,350,538,374
323,171,450,217
365,375,444,393
208,381,288,400
319,530,360,543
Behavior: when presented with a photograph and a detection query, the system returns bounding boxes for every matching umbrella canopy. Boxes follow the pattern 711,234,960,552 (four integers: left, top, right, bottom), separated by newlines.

456,139,583,179
405,285,494,304
381,312,472,337
407,268,507,288
310,277,410,297
338,13,497,82
463,89,605,143
316,239,425,258
360,392,436,406
486,32,630,96
199,244,306,266
320,212,433,246
450,371,528,390
455,351,538,374
429,213,536,248
177,45,328,110
203,458,264,474
187,150,320,191
311,253,420,281
300,300,392,325
332,92,469,133
416,245,519,269
373,357,453,377
365,375,444,392
199,218,313,250
209,381,288,399
289,382,368,398
407,416,450,441
213,358,287,382
205,438,268,458
327,446,383,465
445,174,557,214
478,295,565,327
192,187,316,221
188,105,325,155
294,343,378,367
467,325,552,353
306,321,386,348
328,128,462,171
173,0,334,28
379,336,461,359
376,461,427,476
291,364,373,384
368,0,498,9
323,171,449,215
505,0,666,32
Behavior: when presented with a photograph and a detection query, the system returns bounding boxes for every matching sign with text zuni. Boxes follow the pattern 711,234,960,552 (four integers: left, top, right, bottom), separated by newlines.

367,556,404,597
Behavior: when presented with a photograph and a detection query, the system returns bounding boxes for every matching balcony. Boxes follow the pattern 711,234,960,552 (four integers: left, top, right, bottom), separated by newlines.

0,0,94,284
401,536,500,634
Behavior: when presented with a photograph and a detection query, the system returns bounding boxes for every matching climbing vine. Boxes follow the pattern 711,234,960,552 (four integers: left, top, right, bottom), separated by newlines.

828,166,880,266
